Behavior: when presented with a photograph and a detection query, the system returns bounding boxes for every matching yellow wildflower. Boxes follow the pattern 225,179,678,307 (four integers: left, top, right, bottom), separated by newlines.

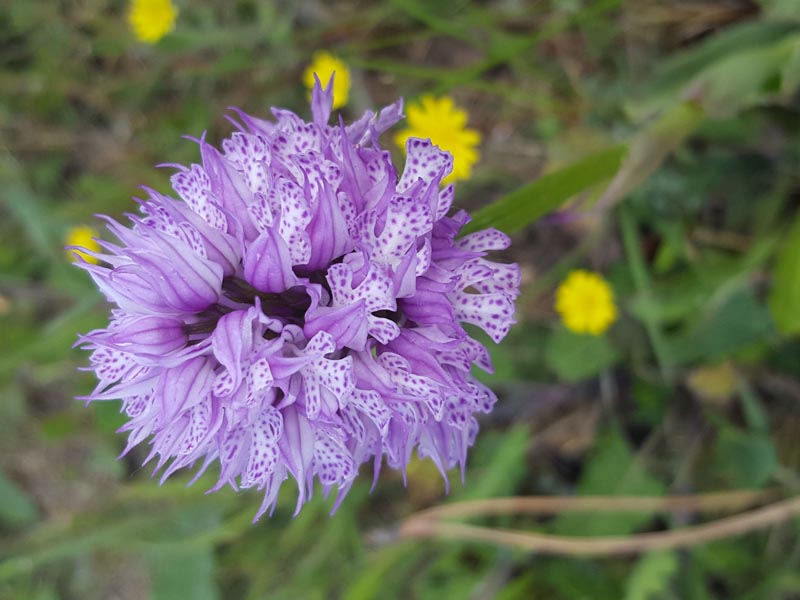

555,270,617,336
303,51,351,110
66,226,101,265
394,95,481,184
128,0,178,44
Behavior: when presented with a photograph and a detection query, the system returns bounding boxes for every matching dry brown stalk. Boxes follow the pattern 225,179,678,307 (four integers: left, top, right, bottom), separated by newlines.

397,491,799,556
405,490,775,521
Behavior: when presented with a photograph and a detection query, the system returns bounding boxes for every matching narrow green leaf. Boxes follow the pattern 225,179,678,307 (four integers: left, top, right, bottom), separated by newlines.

625,551,679,600
461,145,627,236
0,469,38,528
780,37,800,96
150,546,219,600
738,380,770,434
769,214,800,335
344,543,421,600
147,504,222,600
0,152,59,263
459,425,531,500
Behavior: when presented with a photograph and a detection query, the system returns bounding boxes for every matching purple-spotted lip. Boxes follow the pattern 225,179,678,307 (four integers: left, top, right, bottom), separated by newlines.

73,76,520,520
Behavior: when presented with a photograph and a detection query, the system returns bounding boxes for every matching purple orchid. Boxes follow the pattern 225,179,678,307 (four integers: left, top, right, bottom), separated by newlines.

74,78,520,520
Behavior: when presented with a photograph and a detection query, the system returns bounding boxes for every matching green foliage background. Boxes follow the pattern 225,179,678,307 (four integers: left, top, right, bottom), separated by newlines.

2,1,800,598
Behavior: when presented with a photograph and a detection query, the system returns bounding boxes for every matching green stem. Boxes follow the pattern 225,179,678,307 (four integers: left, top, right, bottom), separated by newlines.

619,206,674,381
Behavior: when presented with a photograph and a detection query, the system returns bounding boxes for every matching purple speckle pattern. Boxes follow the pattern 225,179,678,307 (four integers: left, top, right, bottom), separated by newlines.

73,79,520,520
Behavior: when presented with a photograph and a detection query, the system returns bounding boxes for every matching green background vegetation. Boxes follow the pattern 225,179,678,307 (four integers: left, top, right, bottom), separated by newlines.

2,1,800,598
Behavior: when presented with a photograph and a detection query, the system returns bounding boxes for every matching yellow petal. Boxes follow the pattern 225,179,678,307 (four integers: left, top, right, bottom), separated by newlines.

396,95,481,183
65,226,101,264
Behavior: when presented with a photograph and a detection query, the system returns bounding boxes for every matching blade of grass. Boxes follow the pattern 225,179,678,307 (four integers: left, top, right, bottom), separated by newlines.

620,205,674,381
461,144,627,236
0,150,59,264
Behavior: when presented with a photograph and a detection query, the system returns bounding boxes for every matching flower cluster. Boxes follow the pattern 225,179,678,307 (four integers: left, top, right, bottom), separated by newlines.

75,80,519,520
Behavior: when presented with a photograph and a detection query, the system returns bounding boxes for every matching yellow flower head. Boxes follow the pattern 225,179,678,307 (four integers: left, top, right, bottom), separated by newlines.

128,0,178,44
303,51,351,110
66,226,101,265
394,95,481,184
555,270,617,336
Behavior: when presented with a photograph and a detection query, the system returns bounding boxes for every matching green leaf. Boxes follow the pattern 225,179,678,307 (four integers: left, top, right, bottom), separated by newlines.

759,0,800,21
633,20,800,116
629,235,778,326
625,551,679,600
150,546,219,600
737,380,770,433
415,548,490,600
534,559,623,600
495,572,536,600
595,102,705,212
780,37,800,95
0,152,60,264
461,145,627,236
344,543,421,600
0,469,38,528
630,378,669,427
544,327,620,382
147,505,222,600
555,429,664,536
458,425,532,500
687,34,800,117
712,427,777,488
667,289,774,365
769,215,800,335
